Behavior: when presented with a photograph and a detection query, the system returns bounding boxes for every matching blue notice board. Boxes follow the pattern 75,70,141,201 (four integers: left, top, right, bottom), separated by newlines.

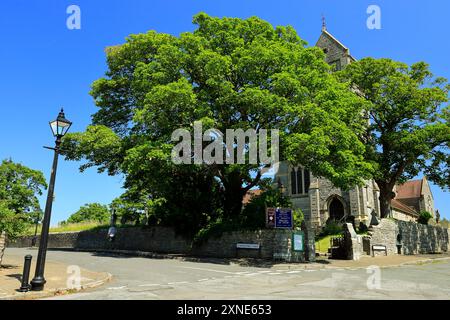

292,232,304,252
275,208,293,229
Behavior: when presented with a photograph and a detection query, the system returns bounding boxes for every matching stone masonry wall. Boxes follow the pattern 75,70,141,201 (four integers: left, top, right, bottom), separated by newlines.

397,220,449,255
369,219,399,255
0,231,6,266
7,227,315,262
369,219,450,255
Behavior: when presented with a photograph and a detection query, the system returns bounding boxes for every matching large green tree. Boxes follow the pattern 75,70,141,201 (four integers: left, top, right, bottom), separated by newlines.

65,203,110,224
62,13,372,228
339,58,450,218
0,159,47,265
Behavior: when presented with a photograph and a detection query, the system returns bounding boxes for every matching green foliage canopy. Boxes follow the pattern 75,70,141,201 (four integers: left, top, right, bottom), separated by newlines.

0,159,47,239
62,13,373,230
65,203,110,224
338,58,449,218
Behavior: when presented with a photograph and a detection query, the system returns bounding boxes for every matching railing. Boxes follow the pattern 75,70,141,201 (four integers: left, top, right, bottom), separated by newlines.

330,235,344,248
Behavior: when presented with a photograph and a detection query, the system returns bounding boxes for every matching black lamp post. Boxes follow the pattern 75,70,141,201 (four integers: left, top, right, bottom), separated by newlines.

31,210,41,247
30,109,72,291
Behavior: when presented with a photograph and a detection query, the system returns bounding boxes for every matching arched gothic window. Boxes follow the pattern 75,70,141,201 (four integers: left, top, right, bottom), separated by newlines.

290,167,310,195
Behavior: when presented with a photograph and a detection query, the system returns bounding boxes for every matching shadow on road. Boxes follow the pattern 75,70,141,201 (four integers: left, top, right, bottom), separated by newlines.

6,273,22,283
45,248,328,269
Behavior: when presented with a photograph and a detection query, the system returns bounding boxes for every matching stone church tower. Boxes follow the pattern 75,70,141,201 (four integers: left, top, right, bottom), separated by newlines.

316,22,356,71
275,24,381,231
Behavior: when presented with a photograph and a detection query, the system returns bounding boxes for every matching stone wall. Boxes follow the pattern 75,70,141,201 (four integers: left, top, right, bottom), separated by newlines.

397,221,449,255
0,231,6,266
368,219,450,255
8,226,315,262
343,223,363,260
316,30,352,68
369,219,399,255
9,227,191,253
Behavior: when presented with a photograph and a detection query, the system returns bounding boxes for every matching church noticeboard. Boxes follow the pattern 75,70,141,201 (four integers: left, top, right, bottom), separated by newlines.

292,231,304,252
266,207,276,228
267,207,293,229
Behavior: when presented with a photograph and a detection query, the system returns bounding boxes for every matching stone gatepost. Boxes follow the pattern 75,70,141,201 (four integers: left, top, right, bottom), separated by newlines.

272,224,316,263
343,223,362,260
301,221,316,262
273,230,295,262
272,230,304,263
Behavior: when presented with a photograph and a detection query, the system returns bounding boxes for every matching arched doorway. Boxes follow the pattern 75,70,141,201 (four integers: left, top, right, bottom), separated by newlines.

329,198,345,221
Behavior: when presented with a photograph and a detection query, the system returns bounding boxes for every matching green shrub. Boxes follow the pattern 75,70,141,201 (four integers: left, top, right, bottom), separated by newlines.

320,220,344,237
241,187,292,229
194,186,294,244
293,209,304,230
418,211,433,225
193,218,241,246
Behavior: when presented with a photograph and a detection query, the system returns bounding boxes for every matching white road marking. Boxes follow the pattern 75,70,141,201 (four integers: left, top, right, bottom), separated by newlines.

257,270,271,273
268,272,282,275
198,278,209,282
138,284,162,287
286,270,302,274
106,286,126,290
168,281,189,285
180,266,236,274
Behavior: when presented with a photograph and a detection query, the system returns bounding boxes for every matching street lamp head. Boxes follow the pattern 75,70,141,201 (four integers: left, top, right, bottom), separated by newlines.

49,108,72,138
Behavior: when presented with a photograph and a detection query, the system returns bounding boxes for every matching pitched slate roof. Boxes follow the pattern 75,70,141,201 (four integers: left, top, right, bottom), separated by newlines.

396,179,423,199
391,199,419,216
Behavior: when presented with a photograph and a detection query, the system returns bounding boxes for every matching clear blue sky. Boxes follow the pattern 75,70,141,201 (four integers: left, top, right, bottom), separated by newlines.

0,0,448,225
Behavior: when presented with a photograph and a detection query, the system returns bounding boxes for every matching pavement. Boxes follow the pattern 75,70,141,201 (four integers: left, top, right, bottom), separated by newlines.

3,248,450,300
0,250,111,300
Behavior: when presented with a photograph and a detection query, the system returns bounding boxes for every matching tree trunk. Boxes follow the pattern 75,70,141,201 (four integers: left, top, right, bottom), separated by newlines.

378,183,395,219
222,171,246,220
223,185,245,220
0,231,6,267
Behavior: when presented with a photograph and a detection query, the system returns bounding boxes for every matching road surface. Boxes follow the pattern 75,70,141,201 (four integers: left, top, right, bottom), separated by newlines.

5,248,450,300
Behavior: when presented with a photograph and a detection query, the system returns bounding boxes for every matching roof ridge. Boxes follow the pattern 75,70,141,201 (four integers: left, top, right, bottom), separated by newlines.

315,29,357,62
392,199,419,216
321,29,349,51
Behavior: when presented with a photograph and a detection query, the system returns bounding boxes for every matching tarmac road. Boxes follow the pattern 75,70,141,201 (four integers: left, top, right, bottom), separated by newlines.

5,248,450,300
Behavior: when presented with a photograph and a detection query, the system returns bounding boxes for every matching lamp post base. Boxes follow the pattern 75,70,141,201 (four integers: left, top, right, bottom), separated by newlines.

18,285,31,293
30,276,46,291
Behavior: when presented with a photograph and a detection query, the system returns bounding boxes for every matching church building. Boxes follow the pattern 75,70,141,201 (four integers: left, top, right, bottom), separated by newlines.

273,24,436,231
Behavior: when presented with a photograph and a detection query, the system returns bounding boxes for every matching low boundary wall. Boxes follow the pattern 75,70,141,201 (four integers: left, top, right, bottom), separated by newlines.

8,226,316,262
368,219,450,255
